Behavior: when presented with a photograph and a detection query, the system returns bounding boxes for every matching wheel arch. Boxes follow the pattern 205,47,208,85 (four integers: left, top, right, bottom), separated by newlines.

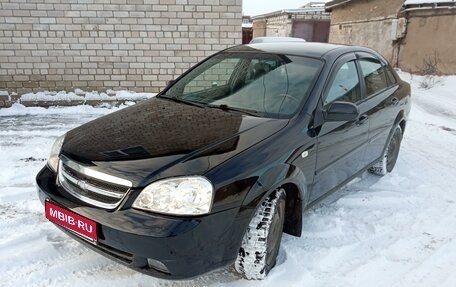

375,110,406,164
394,110,407,134
241,164,308,237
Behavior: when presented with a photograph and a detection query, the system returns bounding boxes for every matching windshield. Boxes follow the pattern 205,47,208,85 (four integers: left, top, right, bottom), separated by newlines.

162,52,323,118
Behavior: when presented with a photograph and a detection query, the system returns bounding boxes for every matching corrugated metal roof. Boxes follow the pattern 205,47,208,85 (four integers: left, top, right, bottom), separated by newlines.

325,0,455,11
404,0,455,4
325,0,354,11
252,6,328,20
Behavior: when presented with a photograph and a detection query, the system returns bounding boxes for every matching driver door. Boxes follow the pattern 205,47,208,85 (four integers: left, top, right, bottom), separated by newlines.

310,54,369,202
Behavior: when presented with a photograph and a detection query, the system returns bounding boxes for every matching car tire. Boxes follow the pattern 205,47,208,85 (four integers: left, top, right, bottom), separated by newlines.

369,125,403,176
234,188,286,280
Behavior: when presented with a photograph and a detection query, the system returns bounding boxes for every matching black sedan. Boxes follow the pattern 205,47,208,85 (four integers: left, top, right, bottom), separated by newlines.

36,42,411,280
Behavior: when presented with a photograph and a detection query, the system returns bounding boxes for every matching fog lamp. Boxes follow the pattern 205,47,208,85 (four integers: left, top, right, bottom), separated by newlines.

147,258,169,273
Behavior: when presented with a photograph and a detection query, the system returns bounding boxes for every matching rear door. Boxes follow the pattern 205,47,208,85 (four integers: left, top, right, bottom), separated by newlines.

310,53,370,202
356,53,400,164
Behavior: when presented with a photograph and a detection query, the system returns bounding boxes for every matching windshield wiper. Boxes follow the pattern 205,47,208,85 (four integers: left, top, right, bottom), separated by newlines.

207,104,261,117
161,96,262,117
160,95,206,108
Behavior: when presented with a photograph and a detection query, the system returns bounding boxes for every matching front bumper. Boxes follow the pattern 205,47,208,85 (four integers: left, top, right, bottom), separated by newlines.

36,166,249,279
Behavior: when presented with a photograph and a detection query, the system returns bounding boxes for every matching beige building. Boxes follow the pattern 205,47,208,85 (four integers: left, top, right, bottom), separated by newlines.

326,0,456,74
252,2,331,43
398,1,456,75
0,0,242,94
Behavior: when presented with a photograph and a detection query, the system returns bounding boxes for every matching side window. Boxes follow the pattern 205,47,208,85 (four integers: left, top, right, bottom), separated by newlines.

359,58,388,97
385,67,397,85
324,61,361,107
183,58,240,94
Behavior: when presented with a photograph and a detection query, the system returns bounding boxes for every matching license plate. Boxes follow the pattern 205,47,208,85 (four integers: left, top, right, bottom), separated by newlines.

45,201,98,241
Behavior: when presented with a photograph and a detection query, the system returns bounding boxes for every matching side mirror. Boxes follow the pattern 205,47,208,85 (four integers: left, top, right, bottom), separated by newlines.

325,101,359,122
167,80,176,87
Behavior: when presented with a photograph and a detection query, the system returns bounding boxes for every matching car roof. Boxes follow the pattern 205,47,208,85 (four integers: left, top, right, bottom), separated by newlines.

249,37,306,44
225,42,381,61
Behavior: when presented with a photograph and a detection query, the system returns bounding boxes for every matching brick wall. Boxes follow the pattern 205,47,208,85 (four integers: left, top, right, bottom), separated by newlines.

0,0,242,94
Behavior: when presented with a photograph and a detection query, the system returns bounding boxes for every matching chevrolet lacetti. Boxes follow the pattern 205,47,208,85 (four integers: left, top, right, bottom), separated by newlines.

36,42,411,280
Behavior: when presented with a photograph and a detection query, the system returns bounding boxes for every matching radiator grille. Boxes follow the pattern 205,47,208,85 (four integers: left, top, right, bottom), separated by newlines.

58,155,132,209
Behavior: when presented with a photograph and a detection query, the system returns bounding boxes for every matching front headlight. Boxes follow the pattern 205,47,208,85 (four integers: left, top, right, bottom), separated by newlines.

132,176,214,216
47,134,66,172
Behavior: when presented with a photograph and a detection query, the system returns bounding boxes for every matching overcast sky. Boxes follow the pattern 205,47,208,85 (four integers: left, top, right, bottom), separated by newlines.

243,0,329,16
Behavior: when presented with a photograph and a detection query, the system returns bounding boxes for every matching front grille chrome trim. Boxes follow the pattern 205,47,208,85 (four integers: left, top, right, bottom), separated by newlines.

59,167,124,199
58,168,122,209
60,155,132,188
58,155,132,209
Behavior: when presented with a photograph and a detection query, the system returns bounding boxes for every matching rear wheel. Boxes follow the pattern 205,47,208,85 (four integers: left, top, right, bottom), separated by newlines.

369,125,403,176
234,188,286,280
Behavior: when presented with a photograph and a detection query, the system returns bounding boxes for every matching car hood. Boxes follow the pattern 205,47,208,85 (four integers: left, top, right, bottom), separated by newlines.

61,97,288,187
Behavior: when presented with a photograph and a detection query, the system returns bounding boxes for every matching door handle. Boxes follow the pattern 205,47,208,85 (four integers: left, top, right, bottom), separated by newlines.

357,114,368,125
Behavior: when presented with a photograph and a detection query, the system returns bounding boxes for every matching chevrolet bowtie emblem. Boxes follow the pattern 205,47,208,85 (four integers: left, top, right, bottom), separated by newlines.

76,179,88,192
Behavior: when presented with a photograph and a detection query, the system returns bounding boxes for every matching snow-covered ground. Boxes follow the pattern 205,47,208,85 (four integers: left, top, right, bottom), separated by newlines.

1,73,456,287
0,89,156,108
18,89,155,103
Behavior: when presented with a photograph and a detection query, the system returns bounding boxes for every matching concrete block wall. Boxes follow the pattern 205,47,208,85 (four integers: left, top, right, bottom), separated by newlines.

0,0,242,94
253,11,330,39
327,0,403,64
329,19,396,63
399,9,456,75
265,15,290,37
252,19,266,38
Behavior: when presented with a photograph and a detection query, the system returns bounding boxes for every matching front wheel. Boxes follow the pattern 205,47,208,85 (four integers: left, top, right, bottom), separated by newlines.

234,188,286,280
369,125,403,176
